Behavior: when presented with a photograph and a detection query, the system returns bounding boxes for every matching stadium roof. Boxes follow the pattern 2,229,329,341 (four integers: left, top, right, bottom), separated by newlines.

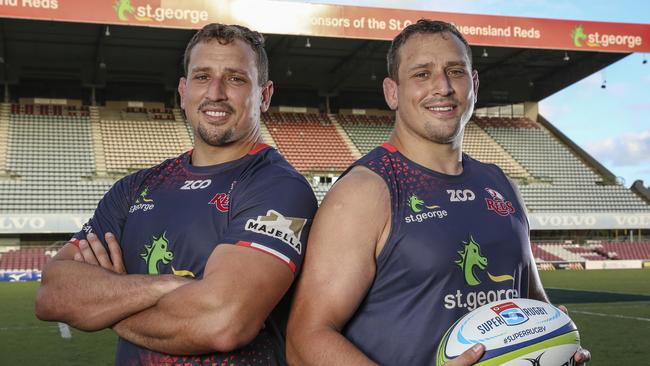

1,0,647,109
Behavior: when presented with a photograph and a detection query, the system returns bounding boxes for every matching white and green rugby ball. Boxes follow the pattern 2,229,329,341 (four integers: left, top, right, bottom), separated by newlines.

436,298,580,366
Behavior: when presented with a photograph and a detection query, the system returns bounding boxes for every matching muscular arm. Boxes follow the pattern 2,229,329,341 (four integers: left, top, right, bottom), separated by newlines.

112,243,294,355
35,242,189,331
286,167,390,365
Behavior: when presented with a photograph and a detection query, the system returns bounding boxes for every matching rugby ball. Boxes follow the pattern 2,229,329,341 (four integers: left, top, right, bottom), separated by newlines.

436,298,580,366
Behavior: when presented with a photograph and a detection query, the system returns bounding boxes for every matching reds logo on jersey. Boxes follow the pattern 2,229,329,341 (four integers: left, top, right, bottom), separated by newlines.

209,193,230,213
484,187,516,217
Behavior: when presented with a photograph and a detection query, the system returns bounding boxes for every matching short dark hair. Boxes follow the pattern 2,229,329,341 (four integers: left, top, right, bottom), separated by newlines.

183,23,268,85
387,19,472,83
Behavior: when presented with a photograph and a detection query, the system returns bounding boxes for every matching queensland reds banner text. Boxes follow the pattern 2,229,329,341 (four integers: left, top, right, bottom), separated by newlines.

0,0,648,52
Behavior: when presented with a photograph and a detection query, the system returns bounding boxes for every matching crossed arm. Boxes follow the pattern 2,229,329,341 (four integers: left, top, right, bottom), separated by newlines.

111,242,292,354
35,232,294,355
35,233,189,331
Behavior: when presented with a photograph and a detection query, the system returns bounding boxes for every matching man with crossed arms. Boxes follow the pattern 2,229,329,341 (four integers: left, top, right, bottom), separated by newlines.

36,23,317,366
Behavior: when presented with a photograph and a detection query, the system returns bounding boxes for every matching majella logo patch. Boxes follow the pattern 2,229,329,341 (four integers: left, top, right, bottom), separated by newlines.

245,210,306,254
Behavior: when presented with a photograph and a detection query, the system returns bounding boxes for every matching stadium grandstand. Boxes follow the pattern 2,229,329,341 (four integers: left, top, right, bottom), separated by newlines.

1,0,650,282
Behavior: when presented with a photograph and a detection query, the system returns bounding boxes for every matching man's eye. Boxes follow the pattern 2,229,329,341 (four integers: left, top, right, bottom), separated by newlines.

414,72,429,79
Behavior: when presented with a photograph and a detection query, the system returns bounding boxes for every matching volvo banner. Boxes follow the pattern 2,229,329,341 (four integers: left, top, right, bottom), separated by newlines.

0,214,91,234
529,212,650,230
0,212,649,233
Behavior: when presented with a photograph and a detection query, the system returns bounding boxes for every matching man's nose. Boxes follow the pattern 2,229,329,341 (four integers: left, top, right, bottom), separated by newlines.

206,78,227,100
429,71,454,96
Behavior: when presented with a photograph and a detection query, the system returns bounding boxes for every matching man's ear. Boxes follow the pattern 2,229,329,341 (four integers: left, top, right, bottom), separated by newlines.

178,77,187,109
260,81,274,112
472,70,479,104
383,77,398,111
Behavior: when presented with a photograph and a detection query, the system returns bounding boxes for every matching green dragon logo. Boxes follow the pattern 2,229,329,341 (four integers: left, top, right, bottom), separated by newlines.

141,232,174,275
455,236,514,286
571,25,598,48
114,0,152,22
455,236,488,286
137,187,154,203
140,232,195,277
407,193,439,213
571,25,587,47
114,0,135,21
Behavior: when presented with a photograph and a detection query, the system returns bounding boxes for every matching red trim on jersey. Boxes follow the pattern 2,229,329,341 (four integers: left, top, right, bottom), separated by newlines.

381,142,397,153
248,143,270,155
69,239,81,247
235,240,297,273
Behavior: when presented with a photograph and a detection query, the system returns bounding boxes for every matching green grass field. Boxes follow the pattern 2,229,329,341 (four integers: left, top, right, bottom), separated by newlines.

0,282,116,365
540,269,650,365
1,269,648,365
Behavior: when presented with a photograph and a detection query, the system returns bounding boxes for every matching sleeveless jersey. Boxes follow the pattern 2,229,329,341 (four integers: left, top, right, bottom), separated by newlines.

71,145,318,366
342,143,532,366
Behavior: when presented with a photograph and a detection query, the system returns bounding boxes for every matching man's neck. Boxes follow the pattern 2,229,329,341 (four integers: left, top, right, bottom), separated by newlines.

389,126,463,176
191,136,262,167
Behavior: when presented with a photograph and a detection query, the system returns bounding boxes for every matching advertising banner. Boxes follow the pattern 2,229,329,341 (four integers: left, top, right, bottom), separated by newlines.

585,260,642,270
529,212,650,230
0,213,91,234
0,0,648,52
0,270,41,281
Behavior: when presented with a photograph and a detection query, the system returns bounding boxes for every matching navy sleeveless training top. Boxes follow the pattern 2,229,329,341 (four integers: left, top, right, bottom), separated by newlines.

342,143,532,366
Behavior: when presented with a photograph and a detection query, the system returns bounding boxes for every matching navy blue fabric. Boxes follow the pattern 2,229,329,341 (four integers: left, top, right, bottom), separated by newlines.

72,146,317,366
342,144,532,366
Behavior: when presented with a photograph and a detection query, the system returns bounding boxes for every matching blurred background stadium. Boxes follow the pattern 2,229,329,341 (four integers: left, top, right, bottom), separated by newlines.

0,1,648,365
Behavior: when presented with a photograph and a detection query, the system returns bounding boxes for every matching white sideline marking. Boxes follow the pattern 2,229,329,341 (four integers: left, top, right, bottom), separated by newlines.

546,287,650,296
57,322,72,339
0,325,56,331
572,310,650,322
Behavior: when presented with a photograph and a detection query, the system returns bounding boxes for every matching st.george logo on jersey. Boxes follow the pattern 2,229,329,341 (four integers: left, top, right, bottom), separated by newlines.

491,301,529,326
484,187,516,216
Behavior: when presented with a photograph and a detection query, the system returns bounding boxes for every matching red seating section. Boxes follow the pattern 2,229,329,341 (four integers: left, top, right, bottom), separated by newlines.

598,242,650,260
563,245,608,260
264,112,355,172
12,103,90,117
531,243,565,261
532,241,650,262
473,116,539,129
337,113,393,125
0,248,52,271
